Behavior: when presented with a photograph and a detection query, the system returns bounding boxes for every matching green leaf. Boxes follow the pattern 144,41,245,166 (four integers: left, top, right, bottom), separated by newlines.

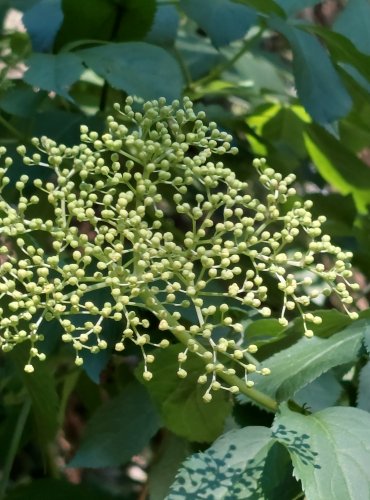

10,346,59,446
149,433,190,500
275,0,320,15
145,5,179,46
274,405,370,500
298,25,370,85
231,0,286,17
333,0,370,56
180,0,257,47
244,318,286,346
357,361,370,413
69,380,161,468
167,426,274,499
0,86,46,117
24,53,84,99
304,123,370,212
268,18,352,123
241,320,368,403
6,479,114,500
260,442,302,499
23,0,63,52
141,345,231,443
78,42,183,101
294,371,342,412
55,0,156,49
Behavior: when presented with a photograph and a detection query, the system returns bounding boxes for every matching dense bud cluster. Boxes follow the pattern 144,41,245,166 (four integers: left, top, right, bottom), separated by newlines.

0,97,358,399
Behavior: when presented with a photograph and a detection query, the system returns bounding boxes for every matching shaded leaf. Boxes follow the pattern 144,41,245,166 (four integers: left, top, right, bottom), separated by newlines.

149,433,190,500
231,0,286,17
78,42,183,101
260,442,302,499
294,371,342,412
140,345,231,443
69,380,161,467
167,426,274,499
304,123,370,212
10,346,59,446
22,0,63,52
24,53,84,99
145,5,179,46
333,0,370,56
180,0,257,47
275,0,320,15
268,18,352,123
0,85,46,117
357,361,370,413
274,405,370,500
55,0,156,49
299,24,370,85
6,479,114,500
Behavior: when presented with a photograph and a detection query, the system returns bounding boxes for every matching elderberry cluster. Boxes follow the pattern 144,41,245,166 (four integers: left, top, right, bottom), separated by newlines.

0,97,358,399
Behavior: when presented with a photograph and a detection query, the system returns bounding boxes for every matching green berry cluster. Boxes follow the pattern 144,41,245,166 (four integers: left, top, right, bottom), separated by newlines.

0,97,358,398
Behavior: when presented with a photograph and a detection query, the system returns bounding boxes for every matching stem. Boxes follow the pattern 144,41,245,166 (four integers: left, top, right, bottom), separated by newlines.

0,114,25,142
0,397,31,499
140,289,278,412
190,27,264,90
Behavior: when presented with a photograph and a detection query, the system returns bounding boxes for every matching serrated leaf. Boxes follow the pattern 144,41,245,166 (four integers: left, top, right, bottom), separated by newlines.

10,346,59,446
24,53,84,99
167,426,274,499
357,361,370,412
145,5,179,46
140,345,231,443
268,18,352,123
77,42,183,101
69,380,161,468
274,405,370,500
180,0,256,47
149,433,190,500
241,320,368,404
22,0,63,52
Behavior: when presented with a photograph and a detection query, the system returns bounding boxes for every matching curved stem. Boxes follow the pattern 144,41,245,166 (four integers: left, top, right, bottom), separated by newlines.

190,27,265,90
0,397,31,499
140,289,278,412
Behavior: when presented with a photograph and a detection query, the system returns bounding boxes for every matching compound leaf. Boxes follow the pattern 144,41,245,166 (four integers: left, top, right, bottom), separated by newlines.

274,405,370,500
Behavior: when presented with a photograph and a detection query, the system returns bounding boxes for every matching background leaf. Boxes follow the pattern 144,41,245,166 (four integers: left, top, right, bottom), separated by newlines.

78,42,183,101
333,0,370,56
22,0,63,52
69,380,161,468
180,0,257,48
6,479,115,500
294,371,342,412
268,18,352,123
10,346,59,446
304,123,370,212
140,345,231,443
24,53,84,99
